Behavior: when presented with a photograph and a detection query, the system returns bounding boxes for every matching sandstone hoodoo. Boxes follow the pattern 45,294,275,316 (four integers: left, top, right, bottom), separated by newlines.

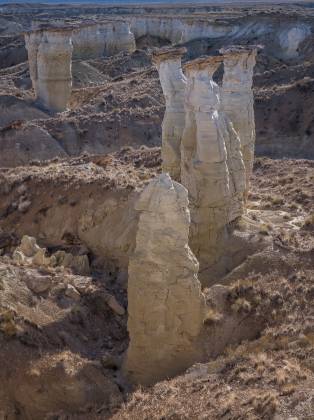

220,46,258,199
25,27,73,112
125,173,206,385
181,56,233,281
152,46,187,181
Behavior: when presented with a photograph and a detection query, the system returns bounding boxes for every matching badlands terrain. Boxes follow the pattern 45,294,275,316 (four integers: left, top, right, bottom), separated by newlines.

0,1,314,419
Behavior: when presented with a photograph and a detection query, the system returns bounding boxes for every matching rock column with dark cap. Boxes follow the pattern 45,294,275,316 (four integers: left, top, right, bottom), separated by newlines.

152,47,187,181
220,46,258,199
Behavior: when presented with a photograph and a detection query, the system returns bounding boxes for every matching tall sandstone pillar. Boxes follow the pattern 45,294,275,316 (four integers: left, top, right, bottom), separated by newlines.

220,46,258,198
125,173,206,385
25,31,42,98
152,47,187,181
181,56,233,281
25,28,73,112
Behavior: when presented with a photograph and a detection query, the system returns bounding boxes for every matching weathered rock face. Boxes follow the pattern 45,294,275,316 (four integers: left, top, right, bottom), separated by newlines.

37,29,73,112
25,28,73,112
130,16,236,44
152,47,186,181
181,56,232,280
71,23,104,59
220,46,258,199
125,174,206,385
71,20,135,60
24,31,42,97
106,20,136,56
278,24,311,59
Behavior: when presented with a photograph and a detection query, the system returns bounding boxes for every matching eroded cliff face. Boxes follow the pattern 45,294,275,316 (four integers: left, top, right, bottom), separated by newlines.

278,23,311,59
129,15,312,62
31,19,136,60
130,16,237,44
25,28,73,112
71,20,135,60
125,174,206,385
152,47,186,181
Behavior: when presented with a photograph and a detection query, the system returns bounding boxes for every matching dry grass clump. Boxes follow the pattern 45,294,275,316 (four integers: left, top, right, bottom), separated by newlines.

267,194,285,206
251,391,279,417
231,297,252,314
0,309,17,337
259,223,272,235
303,212,314,228
204,308,223,324
227,278,266,316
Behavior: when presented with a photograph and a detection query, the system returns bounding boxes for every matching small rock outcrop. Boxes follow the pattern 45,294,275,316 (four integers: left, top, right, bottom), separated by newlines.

125,174,206,385
152,47,187,181
13,235,90,275
220,46,258,198
25,27,73,112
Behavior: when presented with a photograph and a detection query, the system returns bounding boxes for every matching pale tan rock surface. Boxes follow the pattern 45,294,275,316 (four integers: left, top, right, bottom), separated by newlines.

220,46,258,199
107,20,136,56
152,47,186,181
25,28,73,112
24,30,42,97
13,236,90,275
181,56,232,280
130,16,235,44
71,20,135,60
125,173,206,385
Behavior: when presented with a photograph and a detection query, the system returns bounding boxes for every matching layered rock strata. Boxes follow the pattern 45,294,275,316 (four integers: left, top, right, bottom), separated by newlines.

125,174,206,385
220,46,258,198
152,47,187,181
25,27,73,112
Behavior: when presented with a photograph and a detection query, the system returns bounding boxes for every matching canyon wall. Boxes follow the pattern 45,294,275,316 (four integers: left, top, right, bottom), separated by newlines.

31,19,136,60
125,174,206,385
130,16,236,44
27,15,312,65
152,47,186,181
130,16,311,61
71,20,136,59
